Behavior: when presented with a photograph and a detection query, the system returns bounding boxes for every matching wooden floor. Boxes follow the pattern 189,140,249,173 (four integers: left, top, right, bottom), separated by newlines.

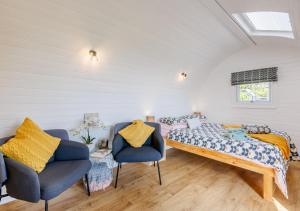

1,149,300,211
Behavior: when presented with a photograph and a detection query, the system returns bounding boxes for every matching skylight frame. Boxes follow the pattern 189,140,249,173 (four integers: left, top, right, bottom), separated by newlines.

232,11,294,39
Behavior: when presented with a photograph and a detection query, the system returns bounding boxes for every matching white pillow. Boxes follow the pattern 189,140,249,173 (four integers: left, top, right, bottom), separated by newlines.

186,118,202,129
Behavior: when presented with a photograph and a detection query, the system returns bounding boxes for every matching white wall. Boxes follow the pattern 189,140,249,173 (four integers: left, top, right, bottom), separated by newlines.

198,45,300,149
0,0,243,138
0,0,241,204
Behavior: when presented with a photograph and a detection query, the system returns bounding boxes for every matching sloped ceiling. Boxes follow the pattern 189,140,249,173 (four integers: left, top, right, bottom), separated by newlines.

1,0,245,79
3,0,298,87
0,0,246,133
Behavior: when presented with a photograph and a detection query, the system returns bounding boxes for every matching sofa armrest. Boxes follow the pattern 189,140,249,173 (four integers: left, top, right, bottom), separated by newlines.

4,158,40,202
55,140,89,161
112,134,127,157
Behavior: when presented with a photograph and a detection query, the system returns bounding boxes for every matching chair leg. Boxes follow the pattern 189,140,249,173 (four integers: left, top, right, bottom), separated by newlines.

115,163,120,188
45,200,48,211
153,161,156,167
157,161,162,185
85,174,91,196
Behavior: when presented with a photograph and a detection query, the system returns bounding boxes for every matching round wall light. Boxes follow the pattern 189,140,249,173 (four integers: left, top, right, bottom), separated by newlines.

89,50,99,62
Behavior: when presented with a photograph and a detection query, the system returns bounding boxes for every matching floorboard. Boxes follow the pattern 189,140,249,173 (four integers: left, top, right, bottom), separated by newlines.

1,148,299,211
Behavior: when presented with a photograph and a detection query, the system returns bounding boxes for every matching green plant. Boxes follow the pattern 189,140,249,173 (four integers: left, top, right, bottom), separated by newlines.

81,128,96,145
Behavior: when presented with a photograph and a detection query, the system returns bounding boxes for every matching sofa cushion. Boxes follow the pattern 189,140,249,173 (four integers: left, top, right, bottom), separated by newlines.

39,160,91,200
114,146,162,163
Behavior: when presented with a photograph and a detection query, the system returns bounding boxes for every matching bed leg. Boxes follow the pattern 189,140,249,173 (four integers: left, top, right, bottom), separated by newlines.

263,174,273,200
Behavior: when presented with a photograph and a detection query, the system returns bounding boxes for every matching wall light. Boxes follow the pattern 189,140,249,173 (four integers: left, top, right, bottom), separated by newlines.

89,50,99,62
178,72,188,81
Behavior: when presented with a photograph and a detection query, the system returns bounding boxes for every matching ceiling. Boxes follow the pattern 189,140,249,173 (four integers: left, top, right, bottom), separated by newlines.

2,0,299,84
0,0,247,91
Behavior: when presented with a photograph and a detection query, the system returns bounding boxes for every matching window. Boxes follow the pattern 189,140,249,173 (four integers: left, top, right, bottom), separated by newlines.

232,11,294,39
237,82,271,103
245,12,292,31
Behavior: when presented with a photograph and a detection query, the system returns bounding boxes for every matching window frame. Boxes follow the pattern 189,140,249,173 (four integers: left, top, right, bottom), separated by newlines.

236,82,272,104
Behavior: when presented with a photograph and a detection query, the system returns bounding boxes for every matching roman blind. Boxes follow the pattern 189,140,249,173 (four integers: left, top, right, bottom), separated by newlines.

231,67,278,85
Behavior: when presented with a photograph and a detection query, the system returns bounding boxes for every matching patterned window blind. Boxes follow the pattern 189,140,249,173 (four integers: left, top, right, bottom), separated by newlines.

231,67,278,85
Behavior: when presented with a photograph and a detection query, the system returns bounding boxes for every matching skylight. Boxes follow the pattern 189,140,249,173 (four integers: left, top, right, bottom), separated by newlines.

245,12,292,31
232,11,294,39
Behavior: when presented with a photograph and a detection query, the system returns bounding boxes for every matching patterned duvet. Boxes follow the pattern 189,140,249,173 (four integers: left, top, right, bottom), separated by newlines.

167,123,299,198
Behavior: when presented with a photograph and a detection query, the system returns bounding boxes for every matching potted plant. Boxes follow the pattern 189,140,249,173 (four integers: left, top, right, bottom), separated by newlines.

81,129,96,145
69,113,106,152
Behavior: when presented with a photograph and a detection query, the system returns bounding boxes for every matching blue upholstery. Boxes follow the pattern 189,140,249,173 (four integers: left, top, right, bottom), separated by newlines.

0,129,91,205
55,140,89,161
112,122,164,163
115,146,162,162
39,160,91,200
4,157,40,202
46,129,69,164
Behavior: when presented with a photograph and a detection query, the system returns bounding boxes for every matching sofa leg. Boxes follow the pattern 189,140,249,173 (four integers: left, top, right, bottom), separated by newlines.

157,161,162,185
85,174,91,196
115,163,120,188
45,200,48,211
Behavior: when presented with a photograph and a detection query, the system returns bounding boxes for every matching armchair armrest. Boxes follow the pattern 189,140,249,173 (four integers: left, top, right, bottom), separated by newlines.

55,140,89,161
4,158,40,202
112,134,127,157
152,129,164,156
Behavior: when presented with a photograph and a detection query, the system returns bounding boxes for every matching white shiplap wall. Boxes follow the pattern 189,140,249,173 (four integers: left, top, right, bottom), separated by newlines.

198,45,300,149
0,0,244,137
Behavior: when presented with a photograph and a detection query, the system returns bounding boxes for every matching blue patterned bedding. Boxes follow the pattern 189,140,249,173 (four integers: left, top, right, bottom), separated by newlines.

167,123,300,198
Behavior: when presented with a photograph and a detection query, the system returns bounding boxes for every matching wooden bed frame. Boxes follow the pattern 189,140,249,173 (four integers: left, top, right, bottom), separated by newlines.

166,139,275,200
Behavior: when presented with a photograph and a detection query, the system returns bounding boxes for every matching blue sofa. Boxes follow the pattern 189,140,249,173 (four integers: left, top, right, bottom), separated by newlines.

0,129,92,211
112,122,164,187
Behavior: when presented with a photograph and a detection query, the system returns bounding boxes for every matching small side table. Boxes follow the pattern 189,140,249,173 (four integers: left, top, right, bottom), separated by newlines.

84,149,118,192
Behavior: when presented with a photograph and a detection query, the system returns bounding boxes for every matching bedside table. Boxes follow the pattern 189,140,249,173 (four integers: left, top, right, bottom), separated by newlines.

84,149,118,192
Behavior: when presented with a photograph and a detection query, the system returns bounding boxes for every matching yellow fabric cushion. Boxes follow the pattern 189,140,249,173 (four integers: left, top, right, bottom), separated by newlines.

0,118,61,173
223,124,241,129
119,120,155,148
248,133,290,160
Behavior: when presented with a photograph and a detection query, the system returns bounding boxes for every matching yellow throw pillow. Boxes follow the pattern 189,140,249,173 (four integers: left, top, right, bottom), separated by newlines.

119,120,155,148
0,118,61,173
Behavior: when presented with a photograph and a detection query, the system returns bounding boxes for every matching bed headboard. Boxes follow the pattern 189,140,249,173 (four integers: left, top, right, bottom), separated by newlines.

193,112,202,116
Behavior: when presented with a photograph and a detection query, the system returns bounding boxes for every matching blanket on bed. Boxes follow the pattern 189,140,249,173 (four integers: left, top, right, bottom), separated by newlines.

249,133,290,160
167,123,299,198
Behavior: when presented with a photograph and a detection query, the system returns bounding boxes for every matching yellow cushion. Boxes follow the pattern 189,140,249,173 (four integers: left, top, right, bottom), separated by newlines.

118,120,155,148
0,118,61,173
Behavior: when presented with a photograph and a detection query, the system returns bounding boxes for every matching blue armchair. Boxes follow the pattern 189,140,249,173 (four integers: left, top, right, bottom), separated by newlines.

0,129,92,211
112,122,164,187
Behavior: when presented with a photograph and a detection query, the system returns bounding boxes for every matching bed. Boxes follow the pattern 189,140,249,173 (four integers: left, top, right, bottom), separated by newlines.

165,122,299,200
